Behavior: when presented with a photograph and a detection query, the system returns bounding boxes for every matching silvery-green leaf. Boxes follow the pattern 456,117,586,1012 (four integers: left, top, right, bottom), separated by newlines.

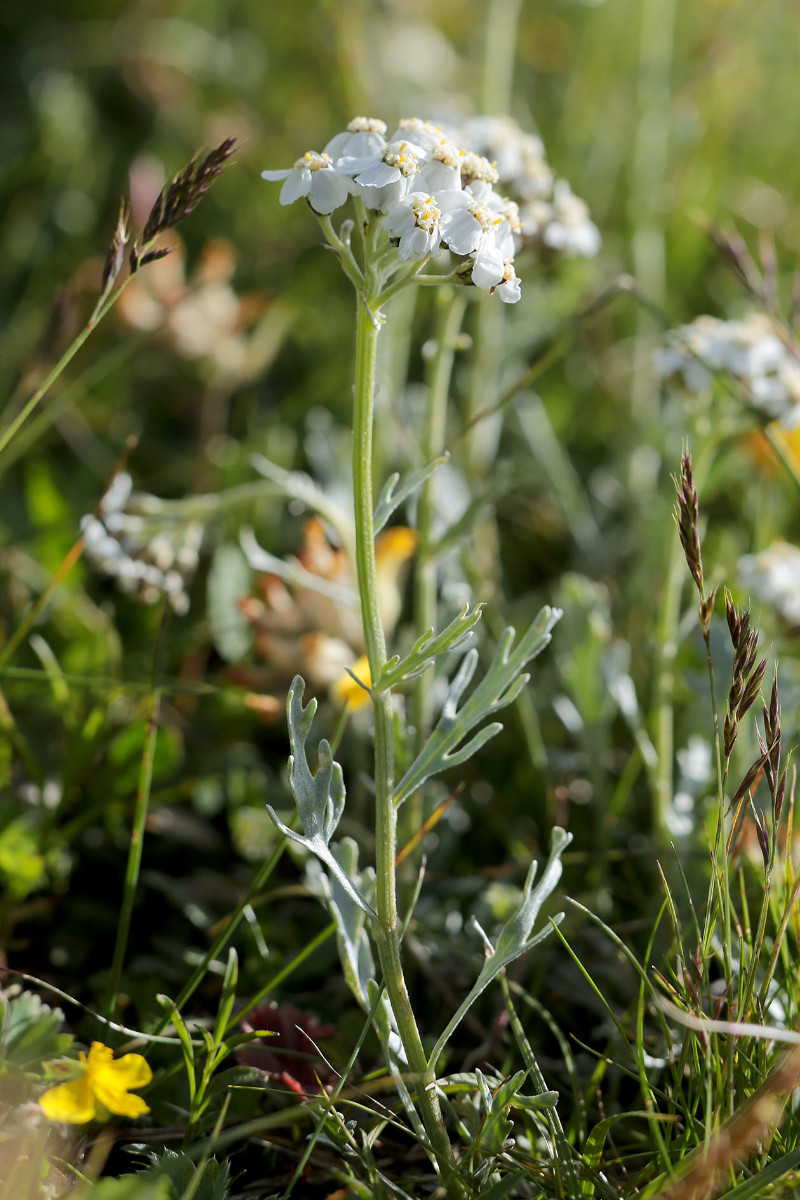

373,454,449,534
250,452,352,549
377,603,484,692
315,838,377,1008
266,677,375,917
429,827,571,1068
395,607,562,807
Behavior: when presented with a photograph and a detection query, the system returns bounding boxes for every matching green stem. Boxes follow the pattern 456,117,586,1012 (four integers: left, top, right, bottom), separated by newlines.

105,601,169,1017
0,270,137,479
414,290,468,755
351,294,464,1194
652,437,715,846
701,620,735,1116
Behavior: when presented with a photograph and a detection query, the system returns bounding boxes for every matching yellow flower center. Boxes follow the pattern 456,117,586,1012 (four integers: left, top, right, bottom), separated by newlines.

384,144,422,177
411,195,440,232
468,200,504,233
460,152,499,186
348,116,387,134
294,151,334,172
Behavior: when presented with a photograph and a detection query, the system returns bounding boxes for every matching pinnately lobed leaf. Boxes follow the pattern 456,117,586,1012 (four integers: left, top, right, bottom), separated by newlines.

265,676,376,917
395,606,562,807
428,826,572,1068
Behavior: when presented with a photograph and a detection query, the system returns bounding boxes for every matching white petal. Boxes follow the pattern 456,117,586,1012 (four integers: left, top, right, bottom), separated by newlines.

308,171,350,215
338,153,383,174
440,209,481,254
347,131,386,158
382,208,415,238
419,162,461,193
435,190,469,213
498,276,522,303
471,243,505,288
356,162,399,188
398,227,431,261
261,168,292,181
323,132,350,158
466,180,492,202
280,169,311,205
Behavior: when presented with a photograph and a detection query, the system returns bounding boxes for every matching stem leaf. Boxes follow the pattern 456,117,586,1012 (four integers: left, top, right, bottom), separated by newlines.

395,607,561,807
373,454,449,534
378,603,485,692
266,677,376,918
429,827,571,1067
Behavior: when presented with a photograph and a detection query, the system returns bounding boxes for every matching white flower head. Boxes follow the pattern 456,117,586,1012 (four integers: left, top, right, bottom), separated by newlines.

459,151,499,190
382,192,441,261
496,260,522,304
389,118,446,152
657,312,800,424
739,541,800,625
324,116,387,164
542,179,601,258
418,138,464,193
460,115,533,184
351,140,425,209
439,191,508,289
261,150,350,216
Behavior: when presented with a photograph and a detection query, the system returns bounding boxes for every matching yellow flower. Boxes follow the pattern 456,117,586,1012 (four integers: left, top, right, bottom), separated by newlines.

39,1042,152,1124
331,655,372,710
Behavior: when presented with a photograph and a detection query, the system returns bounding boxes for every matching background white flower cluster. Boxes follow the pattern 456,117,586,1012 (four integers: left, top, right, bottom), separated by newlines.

656,313,800,427
81,473,202,614
452,115,601,259
739,540,800,626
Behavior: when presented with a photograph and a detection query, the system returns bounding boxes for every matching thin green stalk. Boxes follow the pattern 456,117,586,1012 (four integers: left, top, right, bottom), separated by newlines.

0,273,133,477
652,437,715,846
149,832,293,1038
351,293,465,1195
0,335,146,477
230,920,336,1030
479,0,523,114
500,973,582,1199
279,982,386,1200
105,602,169,1017
699,619,736,1116
0,535,88,673
414,289,468,755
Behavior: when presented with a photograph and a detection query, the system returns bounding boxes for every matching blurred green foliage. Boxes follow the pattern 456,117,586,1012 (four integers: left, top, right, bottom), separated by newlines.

2,0,800,1193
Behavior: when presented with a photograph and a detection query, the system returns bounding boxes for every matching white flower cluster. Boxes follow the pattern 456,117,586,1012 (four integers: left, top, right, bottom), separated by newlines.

738,540,800,626
453,115,601,259
656,313,800,426
262,116,523,302
80,473,202,615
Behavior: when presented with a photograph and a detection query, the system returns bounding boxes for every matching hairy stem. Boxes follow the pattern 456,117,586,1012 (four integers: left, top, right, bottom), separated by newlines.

352,293,464,1193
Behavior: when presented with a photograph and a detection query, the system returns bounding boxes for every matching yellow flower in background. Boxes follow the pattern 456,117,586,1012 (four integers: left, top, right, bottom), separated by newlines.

331,655,372,710
39,1042,152,1124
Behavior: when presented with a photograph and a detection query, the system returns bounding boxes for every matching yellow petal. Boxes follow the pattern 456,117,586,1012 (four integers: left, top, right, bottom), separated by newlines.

94,1083,151,1119
331,656,372,710
39,1075,96,1124
91,1051,152,1118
